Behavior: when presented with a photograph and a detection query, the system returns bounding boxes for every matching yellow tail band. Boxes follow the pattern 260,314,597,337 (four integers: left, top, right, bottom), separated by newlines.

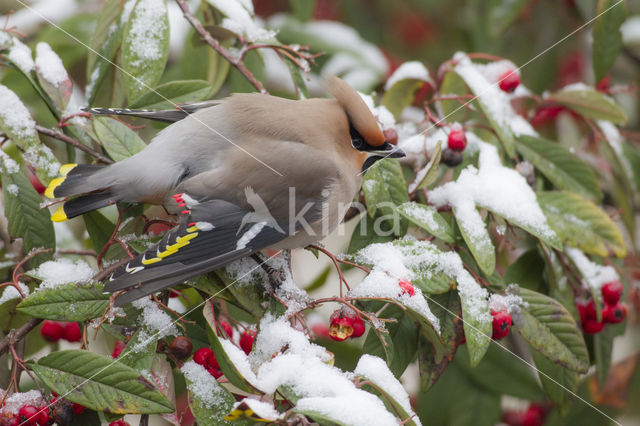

59,163,77,176
44,177,66,199
51,205,67,222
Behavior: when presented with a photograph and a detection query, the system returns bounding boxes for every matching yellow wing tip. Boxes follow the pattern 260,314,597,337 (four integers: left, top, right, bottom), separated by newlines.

44,177,66,199
59,163,77,176
51,205,68,222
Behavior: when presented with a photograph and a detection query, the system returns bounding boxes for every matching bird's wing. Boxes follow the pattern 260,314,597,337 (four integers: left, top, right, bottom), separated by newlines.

104,197,288,306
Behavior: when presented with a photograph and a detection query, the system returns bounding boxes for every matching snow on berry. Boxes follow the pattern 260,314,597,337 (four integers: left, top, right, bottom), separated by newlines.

398,279,415,297
566,248,619,298
601,280,623,305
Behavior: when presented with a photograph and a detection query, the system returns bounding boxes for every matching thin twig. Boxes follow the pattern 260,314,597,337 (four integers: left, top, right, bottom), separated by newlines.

36,125,112,164
174,0,268,94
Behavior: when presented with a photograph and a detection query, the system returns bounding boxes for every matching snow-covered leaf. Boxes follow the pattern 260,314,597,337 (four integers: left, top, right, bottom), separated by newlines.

86,0,130,103
202,301,261,393
28,350,174,414
34,42,73,111
120,0,170,101
355,355,422,425
453,205,495,276
93,116,147,162
408,141,441,193
397,202,455,244
546,85,627,124
382,61,433,118
182,361,235,426
1,155,55,266
127,80,213,109
538,191,626,258
458,278,491,368
592,0,627,82
361,158,408,234
532,350,577,410
17,282,108,321
511,287,589,373
516,135,602,202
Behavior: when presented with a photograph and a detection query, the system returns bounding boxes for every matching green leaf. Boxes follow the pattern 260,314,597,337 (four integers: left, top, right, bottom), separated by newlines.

1,160,55,265
511,287,589,373
453,205,496,276
456,343,544,401
593,325,615,385
120,0,170,101
532,350,577,410
288,0,315,21
410,141,442,193
202,302,261,393
355,355,420,426
516,135,602,202
397,202,455,243
362,305,419,377
458,279,491,368
487,0,529,37
438,71,471,123
381,62,433,118
86,0,127,103
93,116,147,162
347,213,395,254
546,86,627,124
183,362,235,426
84,210,115,252
127,80,212,109
503,249,546,292
362,158,409,231
592,0,627,82
538,191,626,258
29,350,173,414
17,282,108,321
600,139,636,242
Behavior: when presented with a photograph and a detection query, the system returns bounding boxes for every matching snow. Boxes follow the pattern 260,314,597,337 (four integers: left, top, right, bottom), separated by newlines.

401,203,441,233
0,282,29,305
598,120,634,188
24,144,61,177
236,221,266,249
181,361,229,408
35,42,68,88
232,398,282,421
385,61,433,91
429,134,558,243
125,0,167,78
131,297,178,351
354,355,420,424
6,184,19,196
6,38,35,74
558,82,591,92
32,258,95,289
566,247,619,295
358,93,396,132
0,151,20,174
0,0,79,35
207,0,277,42
621,16,640,45
353,239,490,325
0,84,38,141
0,390,44,415
489,286,526,316
475,59,519,84
224,257,269,286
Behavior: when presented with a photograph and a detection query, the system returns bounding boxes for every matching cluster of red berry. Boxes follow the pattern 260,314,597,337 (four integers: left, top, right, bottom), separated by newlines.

577,280,627,334
39,320,82,343
8,392,88,426
328,310,365,342
6,405,49,426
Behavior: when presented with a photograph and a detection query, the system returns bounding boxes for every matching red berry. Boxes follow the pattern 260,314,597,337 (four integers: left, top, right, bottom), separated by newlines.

193,347,214,366
491,310,512,340
311,323,329,338
576,301,588,324
601,280,623,305
582,318,604,334
596,74,610,92
219,320,233,338
498,70,520,93
18,405,40,425
239,330,256,355
530,105,564,127
603,302,627,324
36,407,50,426
447,126,467,152
40,320,63,342
328,312,354,342
27,168,46,194
62,322,82,342
72,403,85,415
350,316,365,338
383,128,398,145
522,404,545,426
112,340,125,358
169,290,179,298
398,279,415,297
2,417,21,426
109,420,130,426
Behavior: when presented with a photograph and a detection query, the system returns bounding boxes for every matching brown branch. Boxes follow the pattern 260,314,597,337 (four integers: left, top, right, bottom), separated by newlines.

0,318,42,356
36,125,113,164
174,0,268,94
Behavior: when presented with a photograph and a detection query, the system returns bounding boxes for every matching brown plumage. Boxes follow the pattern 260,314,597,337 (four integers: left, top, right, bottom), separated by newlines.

46,76,404,305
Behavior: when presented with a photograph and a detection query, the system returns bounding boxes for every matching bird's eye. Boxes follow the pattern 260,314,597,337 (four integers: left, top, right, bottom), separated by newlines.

351,138,364,150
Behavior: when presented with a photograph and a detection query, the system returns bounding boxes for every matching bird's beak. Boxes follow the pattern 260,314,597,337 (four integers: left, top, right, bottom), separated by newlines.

370,142,405,158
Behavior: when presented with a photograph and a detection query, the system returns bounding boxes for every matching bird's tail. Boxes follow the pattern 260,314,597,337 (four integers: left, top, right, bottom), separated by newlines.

45,163,115,221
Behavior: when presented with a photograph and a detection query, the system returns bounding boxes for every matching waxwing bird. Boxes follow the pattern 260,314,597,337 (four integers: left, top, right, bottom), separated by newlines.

45,76,404,305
